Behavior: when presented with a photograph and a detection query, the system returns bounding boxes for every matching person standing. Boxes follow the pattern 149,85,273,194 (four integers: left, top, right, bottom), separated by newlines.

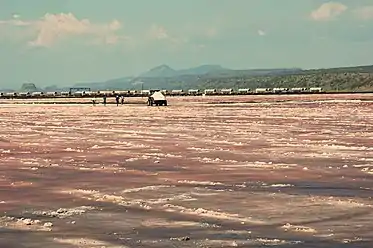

115,95,120,106
103,95,107,106
121,95,124,105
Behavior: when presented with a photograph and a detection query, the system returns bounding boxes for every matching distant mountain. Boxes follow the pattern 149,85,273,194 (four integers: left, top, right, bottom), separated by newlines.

139,64,231,78
178,64,230,76
140,64,178,78
68,65,304,90
19,83,41,92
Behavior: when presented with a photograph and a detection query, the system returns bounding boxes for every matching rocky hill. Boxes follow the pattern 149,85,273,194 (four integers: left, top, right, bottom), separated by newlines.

48,64,373,92
19,83,40,92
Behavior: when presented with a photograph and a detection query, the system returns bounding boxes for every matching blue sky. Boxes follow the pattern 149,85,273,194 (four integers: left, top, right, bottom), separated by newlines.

1,0,373,88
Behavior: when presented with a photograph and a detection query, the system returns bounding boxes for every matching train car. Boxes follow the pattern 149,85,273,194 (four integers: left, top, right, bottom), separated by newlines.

82,91,92,96
114,90,130,96
204,89,217,95
98,90,115,97
171,89,185,96
220,88,234,95
4,92,17,97
140,90,151,96
60,91,70,97
72,91,84,97
272,88,289,94
188,89,200,96
290,88,307,94
45,91,59,97
19,92,31,97
31,91,44,97
309,87,323,93
238,88,251,95
255,88,272,94
160,89,169,95
128,90,139,96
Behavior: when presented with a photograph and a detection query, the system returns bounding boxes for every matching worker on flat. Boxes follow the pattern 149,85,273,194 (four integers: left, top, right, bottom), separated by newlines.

103,95,107,106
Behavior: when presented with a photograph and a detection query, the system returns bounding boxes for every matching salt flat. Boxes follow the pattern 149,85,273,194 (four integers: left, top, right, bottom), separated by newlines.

0,94,373,247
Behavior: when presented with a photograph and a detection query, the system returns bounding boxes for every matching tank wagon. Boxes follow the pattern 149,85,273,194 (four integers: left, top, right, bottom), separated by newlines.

220,89,234,95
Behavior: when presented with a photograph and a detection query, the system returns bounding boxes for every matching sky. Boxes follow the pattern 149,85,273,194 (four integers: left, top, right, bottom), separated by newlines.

1,0,373,88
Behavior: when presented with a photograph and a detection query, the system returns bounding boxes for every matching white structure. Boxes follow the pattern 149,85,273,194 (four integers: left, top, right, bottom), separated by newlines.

31,92,44,97
188,89,199,95
310,87,322,92
255,88,271,94
61,91,70,96
114,90,129,95
73,91,84,96
309,87,322,93
99,90,115,96
19,92,30,97
171,89,184,95
273,88,288,93
45,91,58,96
204,89,217,95
290,88,307,93
238,88,251,94
220,88,233,94
5,92,17,97
140,90,150,95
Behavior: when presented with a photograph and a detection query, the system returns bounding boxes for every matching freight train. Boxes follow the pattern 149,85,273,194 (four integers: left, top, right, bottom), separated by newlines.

0,87,324,99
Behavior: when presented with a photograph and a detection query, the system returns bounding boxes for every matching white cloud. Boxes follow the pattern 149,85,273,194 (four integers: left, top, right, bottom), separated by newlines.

354,6,373,20
310,2,348,21
0,12,123,47
257,29,266,36
147,23,188,46
148,24,169,40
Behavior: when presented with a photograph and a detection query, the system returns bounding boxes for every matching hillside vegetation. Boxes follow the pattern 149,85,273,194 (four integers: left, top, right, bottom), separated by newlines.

196,72,373,91
10,64,372,92
129,71,373,92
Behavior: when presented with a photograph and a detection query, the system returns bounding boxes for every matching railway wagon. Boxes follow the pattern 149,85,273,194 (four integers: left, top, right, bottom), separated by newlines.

72,91,85,97
3,92,17,98
82,91,98,96
272,88,289,94
238,88,251,95
60,91,70,97
220,88,234,95
98,90,115,97
309,87,323,93
5,92,17,97
204,89,217,95
19,92,31,97
160,89,169,95
114,90,130,96
45,91,60,97
188,89,200,96
290,88,307,93
255,88,272,94
171,89,185,96
31,92,44,97
140,90,151,96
